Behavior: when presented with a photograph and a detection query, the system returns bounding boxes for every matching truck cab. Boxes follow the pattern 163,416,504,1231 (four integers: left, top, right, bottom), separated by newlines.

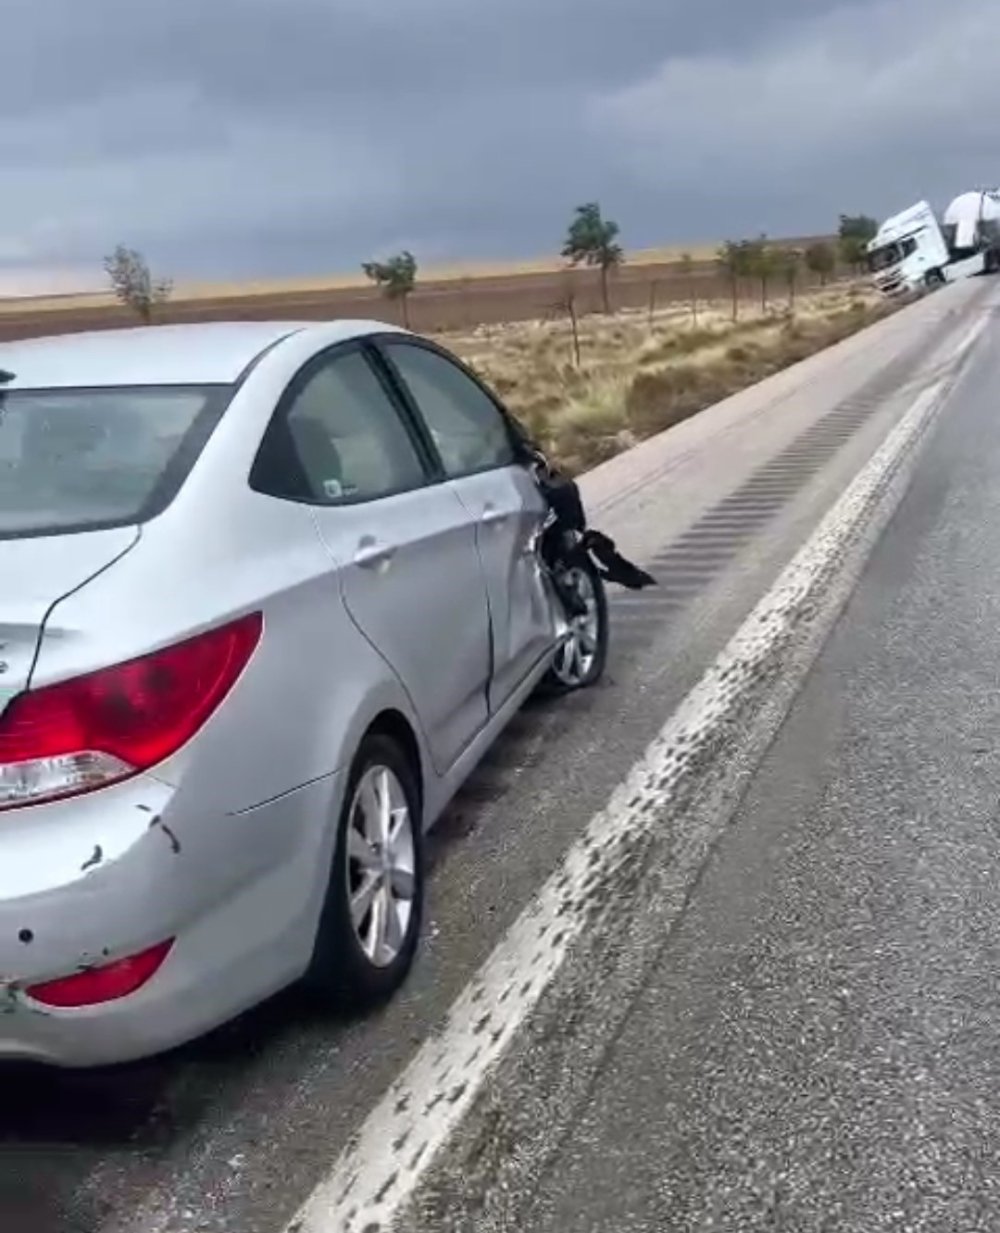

867,200,950,297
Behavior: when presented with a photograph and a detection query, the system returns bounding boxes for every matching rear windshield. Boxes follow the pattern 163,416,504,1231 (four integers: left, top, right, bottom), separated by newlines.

0,385,229,539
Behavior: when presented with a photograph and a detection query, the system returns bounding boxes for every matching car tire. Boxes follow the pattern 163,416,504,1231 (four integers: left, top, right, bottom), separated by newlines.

924,268,945,289
542,557,609,694
304,733,424,1011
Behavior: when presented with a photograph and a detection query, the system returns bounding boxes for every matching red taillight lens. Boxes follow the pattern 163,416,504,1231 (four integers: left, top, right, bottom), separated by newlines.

26,939,174,1008
0,612,262,810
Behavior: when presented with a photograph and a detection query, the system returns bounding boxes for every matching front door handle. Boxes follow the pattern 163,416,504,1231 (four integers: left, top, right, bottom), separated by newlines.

354,536,396,570
482,504,509,526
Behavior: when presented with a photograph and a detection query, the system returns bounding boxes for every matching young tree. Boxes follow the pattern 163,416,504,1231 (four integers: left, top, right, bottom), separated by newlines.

561,202,624,314
548,273,582,367
780,247,803,309
559,289,582,368
746,235,779,311
717,239,753,321
838,214,878,273
805,241,836,286
362,250,418,327
103,245,172,323
679,251,698,325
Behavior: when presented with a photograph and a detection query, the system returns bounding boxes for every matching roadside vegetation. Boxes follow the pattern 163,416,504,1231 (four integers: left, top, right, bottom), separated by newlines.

447,282,892,475
838,213,879,272
102,245,173,323
433,204,890,474
560,202,625,315
94,212,891,476
361,250,418,327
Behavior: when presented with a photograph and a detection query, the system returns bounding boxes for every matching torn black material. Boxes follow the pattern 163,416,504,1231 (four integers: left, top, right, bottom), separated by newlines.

505,411,656,600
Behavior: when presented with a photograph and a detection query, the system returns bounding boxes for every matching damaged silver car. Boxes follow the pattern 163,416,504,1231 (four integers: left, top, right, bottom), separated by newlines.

0,320,646,1066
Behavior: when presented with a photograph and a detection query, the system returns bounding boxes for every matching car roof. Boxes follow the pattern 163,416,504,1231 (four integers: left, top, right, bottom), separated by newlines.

0,320,401,389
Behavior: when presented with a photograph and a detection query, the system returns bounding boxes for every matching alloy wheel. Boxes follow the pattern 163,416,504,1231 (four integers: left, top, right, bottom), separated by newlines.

550,566,601,687
345,764,417,968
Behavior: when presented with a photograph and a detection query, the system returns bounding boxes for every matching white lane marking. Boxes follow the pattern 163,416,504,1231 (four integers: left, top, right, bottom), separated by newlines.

286,325,986,1233
949,316,991,367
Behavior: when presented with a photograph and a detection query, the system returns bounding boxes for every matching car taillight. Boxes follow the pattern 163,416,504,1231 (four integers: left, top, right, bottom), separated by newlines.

26,939,174,1008
0,612,262,811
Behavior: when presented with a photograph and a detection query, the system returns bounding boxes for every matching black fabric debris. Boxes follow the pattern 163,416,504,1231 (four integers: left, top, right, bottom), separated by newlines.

504,409,656,596
582,529,657,590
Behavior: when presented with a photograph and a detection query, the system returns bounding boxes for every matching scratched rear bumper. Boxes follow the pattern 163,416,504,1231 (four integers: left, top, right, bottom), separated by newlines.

0,770,344,1066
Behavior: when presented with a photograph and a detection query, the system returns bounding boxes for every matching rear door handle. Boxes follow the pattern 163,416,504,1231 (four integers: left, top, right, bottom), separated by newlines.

482,505,509,526
353,537,396,570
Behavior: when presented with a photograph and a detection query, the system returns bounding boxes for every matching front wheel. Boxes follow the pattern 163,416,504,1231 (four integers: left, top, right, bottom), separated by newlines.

304,733,424,1011
543,559,609,693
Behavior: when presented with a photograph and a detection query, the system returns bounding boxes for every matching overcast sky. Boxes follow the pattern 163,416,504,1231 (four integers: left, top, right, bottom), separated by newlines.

2,0,997,290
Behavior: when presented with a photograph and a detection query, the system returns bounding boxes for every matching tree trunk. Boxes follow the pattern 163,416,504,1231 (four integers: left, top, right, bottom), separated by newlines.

600,265,611,314
401,294,410,329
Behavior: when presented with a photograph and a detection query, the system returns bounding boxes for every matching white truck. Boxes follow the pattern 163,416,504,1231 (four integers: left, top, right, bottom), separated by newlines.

940,190,1000,275
866,200,951,297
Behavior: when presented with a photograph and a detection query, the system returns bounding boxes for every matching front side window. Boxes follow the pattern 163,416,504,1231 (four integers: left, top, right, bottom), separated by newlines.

0,385,225,538
382,342,515,479
279,350,427,504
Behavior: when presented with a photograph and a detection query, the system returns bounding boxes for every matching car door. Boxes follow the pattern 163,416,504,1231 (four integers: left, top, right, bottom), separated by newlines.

253,343,492,774
376,339,558,714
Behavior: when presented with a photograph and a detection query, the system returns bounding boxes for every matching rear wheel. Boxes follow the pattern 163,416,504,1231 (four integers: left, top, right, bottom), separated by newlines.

543,559,609,693
304,733,423,1010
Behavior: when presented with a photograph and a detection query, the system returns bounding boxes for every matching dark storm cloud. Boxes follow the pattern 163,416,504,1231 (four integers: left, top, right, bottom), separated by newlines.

1,0,995,285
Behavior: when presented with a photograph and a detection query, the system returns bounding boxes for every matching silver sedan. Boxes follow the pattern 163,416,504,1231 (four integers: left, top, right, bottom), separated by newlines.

0,320,607,1066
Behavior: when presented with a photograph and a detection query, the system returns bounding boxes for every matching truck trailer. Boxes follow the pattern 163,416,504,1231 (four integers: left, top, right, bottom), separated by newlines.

941,190,1000,274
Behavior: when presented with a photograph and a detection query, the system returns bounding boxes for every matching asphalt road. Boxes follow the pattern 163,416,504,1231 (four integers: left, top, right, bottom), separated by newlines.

520,294,1000,1233
491,289,1000,1233
2,277,996,1233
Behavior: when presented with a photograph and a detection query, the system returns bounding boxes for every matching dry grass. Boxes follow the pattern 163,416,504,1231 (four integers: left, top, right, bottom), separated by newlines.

443,283,889,474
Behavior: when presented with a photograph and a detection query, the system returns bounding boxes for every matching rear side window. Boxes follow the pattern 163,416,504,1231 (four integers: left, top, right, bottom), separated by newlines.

0,385,226,539
257,349,428,504
382,342,516,478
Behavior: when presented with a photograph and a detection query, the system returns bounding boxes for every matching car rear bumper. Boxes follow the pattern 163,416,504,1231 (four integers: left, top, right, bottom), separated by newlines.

0,770,344,1067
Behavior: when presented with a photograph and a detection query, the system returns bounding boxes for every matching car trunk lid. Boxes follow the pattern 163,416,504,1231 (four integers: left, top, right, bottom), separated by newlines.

0,527,140,706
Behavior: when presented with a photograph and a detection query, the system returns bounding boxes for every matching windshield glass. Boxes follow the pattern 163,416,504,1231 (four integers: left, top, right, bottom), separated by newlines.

0,385,228,538
867,236,917,272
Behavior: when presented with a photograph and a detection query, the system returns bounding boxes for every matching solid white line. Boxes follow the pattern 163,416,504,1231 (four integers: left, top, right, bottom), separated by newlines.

286,322,985,1233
